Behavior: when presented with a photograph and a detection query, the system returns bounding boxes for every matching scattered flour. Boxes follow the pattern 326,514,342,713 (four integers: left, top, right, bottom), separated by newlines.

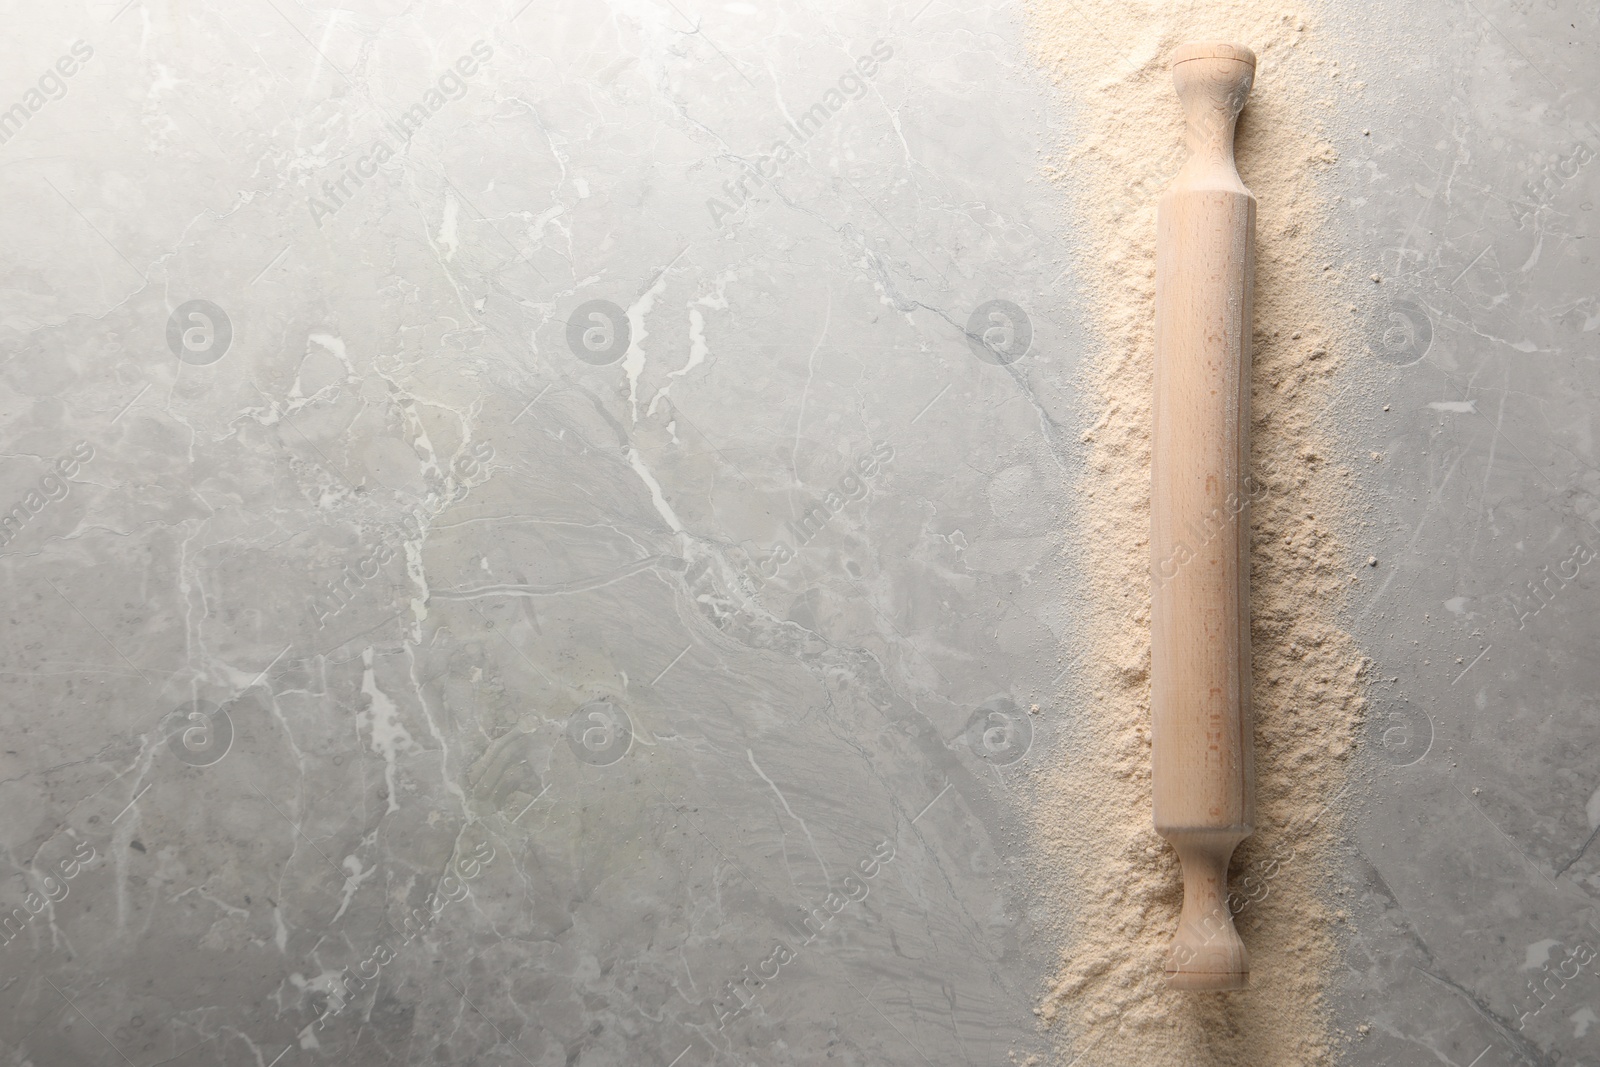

1019,2,1371,1063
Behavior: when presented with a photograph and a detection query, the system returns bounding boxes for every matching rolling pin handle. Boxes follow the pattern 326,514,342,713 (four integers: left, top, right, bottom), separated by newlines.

1172,43,1256,176
1164,831,1250,991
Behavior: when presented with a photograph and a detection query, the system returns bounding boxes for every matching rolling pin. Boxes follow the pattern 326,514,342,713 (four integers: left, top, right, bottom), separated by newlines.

1150,41,1257,992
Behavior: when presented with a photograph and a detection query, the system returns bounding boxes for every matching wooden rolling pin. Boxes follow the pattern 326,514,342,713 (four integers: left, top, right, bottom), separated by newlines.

1150,41,1257,992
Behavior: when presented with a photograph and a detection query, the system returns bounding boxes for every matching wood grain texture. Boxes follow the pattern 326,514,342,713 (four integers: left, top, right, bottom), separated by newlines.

1150,41,1257,993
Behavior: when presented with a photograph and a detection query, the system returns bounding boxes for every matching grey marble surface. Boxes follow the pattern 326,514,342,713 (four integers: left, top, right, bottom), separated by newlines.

0,2,1072,1064
0,0,1595,1065
1330,3,1600,1066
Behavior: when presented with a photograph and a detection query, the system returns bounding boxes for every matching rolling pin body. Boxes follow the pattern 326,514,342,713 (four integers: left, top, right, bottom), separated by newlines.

1151,42,1257,993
